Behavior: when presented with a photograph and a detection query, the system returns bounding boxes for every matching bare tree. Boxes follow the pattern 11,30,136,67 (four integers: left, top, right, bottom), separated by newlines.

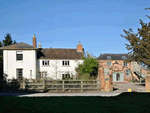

50,60,60,80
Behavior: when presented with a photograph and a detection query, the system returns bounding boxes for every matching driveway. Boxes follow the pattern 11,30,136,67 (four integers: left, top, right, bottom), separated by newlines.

113,83,146,93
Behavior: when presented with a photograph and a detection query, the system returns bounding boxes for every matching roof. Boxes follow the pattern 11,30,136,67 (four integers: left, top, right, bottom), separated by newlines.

97,53,132,60
0,42,38,50
37,48,85,59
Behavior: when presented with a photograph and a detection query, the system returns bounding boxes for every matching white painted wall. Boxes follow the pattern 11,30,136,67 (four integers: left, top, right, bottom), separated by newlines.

37,59,83,80
3,50,37,79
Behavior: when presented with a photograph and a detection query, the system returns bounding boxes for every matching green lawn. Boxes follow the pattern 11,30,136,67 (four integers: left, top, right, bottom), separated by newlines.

0,92,150,113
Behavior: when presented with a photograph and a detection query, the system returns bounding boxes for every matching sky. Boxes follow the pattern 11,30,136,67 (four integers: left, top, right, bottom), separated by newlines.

0,0,150,58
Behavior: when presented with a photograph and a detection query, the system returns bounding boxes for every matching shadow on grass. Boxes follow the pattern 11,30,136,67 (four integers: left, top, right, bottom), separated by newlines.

0,78,48,96
0,92,150,112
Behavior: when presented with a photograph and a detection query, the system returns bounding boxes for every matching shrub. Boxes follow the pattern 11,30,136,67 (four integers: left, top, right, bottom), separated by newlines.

80,73,91,80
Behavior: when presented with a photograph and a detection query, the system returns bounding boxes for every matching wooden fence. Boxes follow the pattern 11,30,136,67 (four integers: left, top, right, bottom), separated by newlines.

19,79,101,92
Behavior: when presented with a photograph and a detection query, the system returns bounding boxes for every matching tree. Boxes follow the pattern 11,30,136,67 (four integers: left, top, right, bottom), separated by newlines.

121,8,150,70
0,33,18,80
75,51,99,78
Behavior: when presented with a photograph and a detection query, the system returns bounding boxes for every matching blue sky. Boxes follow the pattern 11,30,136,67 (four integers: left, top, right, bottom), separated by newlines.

0,0,150,57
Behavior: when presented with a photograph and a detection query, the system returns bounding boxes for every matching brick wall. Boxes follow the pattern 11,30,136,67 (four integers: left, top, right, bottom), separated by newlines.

98,60,140,82
145,74,150,92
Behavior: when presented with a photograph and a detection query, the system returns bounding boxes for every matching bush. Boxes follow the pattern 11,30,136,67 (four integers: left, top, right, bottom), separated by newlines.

130,80,135,83
80,73,91,80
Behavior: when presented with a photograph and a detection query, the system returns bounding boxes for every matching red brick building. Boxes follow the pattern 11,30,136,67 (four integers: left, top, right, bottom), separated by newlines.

97,53,148,83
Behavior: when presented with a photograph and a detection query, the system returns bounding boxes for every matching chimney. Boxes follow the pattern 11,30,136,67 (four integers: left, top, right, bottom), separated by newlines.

77,41,83,52
100,53,102,56
38,42,42,48
33,34,36,47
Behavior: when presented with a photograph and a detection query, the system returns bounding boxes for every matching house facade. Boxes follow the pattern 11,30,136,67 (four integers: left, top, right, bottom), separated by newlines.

0,35,84,80
97,53,148,82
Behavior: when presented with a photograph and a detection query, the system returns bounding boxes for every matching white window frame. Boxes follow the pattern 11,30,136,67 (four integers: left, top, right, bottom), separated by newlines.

42,60,49,65
16,51,23,61
125,69,131,76
107,61,112,67
62,60,70,66
62,74,70,79
124,61,128,67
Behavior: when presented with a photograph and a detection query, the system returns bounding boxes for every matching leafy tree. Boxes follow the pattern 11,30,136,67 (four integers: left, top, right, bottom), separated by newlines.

75,51,99,79
121,8,150,70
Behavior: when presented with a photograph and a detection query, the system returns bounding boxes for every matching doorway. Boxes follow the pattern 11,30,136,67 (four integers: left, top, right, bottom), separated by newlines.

116,73,120,81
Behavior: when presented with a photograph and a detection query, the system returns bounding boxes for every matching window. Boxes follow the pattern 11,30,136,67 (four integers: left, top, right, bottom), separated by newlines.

107,56,111,60
122,56,127,60
62,74,70,79
107,61,112,67
16,51,23,61
30,70,32,78
115,61,118,64
126,69,131,76
43,71,47,78
62,60,70,66
124,61,128,67
16,69,23,79
104,68,110,75
42,60,49,65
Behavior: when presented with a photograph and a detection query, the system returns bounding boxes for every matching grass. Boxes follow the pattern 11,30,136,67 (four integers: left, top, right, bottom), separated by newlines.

0,92,150,113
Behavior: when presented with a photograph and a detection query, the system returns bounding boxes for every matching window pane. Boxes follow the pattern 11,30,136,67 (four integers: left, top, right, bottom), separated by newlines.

17,54,23,60
68,61,69,65
42,61,44,65
45,61,48,65
68,74,70,78
48,61,49,65
62,61,64,65
65,61,67,65
17,69,23,78
107,62,111,66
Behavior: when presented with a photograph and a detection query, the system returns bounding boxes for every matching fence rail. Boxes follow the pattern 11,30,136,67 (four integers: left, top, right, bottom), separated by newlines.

18,79,101,92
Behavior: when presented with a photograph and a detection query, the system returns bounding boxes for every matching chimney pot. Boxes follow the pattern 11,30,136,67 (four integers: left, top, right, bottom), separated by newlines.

38,42,42,48
100,53,102,55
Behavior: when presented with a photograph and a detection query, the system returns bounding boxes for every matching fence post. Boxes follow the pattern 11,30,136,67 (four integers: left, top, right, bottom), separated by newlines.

97,80,99,91
43,79,45,90
23,80,25,89
81,80,83,92
62,80,64,92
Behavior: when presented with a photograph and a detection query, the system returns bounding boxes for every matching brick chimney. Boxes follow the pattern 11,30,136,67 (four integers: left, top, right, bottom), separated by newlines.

33,34,36,47
77,41,83,52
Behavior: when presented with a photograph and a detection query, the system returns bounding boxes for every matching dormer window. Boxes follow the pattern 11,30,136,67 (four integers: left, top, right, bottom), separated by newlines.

42,60,49,65
122,56,127,60
107,56,111,60
16,51,23,61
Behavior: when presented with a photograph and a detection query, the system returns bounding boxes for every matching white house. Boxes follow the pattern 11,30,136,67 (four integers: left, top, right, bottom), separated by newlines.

0,35,85,80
